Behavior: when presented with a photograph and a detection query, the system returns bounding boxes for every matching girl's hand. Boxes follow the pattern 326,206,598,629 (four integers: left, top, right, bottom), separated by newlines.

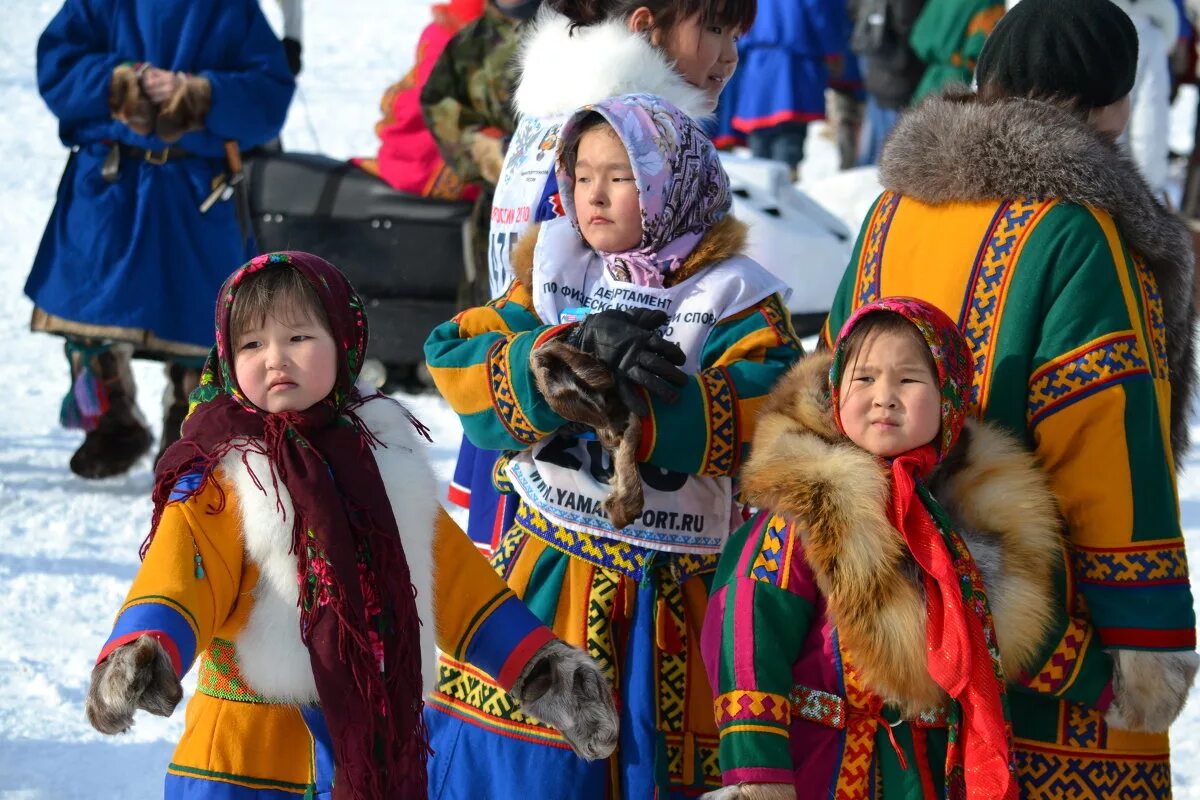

140,67,183,104
85,634,183,734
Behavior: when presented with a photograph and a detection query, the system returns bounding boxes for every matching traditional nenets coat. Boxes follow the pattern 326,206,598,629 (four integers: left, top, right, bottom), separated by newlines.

424,95,802,798
446,5,718,553
28,0,294,355
822,89,1200,796
91,253,610,799
703,301,1078,798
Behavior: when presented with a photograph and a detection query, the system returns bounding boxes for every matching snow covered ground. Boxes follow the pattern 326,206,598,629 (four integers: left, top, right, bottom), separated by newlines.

3,1,1200,797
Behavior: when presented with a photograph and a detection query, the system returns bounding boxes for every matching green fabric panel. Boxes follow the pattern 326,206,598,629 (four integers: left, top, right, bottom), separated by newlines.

1009,692,1067,743
718,727,795,775
424,317,506,371
715,514,764,587
1124,379,1180,541
521,546,569,627
1026,205,1133,367
910,0,990,62
876,718,947,799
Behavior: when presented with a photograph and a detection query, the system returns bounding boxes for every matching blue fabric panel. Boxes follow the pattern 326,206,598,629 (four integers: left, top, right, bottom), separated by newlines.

464,595,548,681
105,601,198,672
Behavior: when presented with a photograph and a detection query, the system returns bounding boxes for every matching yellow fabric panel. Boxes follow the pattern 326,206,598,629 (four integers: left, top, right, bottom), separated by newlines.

682,576,719,737
454,305,513,339
432,506,520,656
503,529,550,599
877,198,1000,315
1102,727,1172,755
427,362,494,416
172,692,314,789
710,326,776,368
1033,390,1134,550
551,558,595,648
122,475,247,670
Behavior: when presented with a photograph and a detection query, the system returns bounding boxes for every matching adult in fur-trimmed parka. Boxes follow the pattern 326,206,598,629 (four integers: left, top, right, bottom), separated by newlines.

821,2,1199,791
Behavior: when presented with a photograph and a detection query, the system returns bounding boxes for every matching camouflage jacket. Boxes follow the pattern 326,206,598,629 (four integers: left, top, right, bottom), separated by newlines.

420,3,522,185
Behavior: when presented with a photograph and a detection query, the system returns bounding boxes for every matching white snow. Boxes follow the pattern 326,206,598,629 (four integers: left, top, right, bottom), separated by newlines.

3,1,1200,797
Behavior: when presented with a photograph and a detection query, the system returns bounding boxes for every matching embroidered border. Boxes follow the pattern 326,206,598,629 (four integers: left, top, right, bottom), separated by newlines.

1072,542,1189,585
699,367,739,477
1133,255,1170,379
959,197,1050,410
715,690,791,727
854,191,901,308
432,656,567,744
487,338,543,445
1026,332,1150,427
1014,743,1170,798
1062,702,1106,750
749,515,790,588
1021,618,1093,696
657,581,689,733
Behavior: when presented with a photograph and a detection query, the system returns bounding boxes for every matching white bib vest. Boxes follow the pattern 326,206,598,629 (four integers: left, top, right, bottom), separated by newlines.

506,219,789,553
488,114,566,298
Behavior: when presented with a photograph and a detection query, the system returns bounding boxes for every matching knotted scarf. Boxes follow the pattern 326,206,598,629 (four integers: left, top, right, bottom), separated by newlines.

555,92,731,287
830,297,1016,800
148,252,428,799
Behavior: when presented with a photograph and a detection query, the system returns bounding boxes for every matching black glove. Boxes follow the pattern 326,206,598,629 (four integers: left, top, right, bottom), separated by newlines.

568,309,687,412
281,36,302,76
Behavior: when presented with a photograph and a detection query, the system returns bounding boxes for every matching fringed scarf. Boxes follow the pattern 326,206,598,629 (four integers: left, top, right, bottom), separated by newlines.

148,251,428,799
830,297,1017,800
555,92,731,287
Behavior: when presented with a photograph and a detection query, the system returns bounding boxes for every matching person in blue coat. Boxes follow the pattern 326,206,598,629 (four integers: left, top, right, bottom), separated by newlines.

732,0,846,179
27,0,294,479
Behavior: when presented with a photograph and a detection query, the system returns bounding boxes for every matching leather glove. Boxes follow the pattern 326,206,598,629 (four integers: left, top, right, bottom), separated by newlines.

510,639,619,760
568,309,686,413
85,634,183,734
281,36,303,76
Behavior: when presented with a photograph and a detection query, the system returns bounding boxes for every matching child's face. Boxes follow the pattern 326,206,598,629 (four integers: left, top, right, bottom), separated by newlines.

653,12,740,104
233,305,338,413
837,328,942,458
573,126,643,253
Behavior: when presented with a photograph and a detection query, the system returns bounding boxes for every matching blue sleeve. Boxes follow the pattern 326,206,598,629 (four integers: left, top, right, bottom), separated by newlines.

36,0,123,128
195,1,295,147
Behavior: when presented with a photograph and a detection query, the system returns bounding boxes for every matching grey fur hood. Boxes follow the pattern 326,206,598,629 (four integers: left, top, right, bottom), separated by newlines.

881,88,1197,462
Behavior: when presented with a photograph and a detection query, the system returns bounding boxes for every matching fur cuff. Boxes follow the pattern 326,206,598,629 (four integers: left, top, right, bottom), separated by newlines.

511,639,620,760
155,74,211,143
1105,649,1199,732
109,64,156,136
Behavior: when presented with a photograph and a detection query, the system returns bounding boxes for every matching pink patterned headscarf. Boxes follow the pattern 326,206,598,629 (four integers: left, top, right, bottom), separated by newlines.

556,93,731,287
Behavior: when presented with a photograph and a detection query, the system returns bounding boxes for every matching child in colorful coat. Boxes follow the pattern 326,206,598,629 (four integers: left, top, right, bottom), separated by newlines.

701,298,1121,799
85,252,617,799
424,93,803,797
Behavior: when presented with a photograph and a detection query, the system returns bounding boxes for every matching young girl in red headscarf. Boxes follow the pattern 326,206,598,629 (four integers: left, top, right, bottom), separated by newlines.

83,251,617,800
701,297,1086,799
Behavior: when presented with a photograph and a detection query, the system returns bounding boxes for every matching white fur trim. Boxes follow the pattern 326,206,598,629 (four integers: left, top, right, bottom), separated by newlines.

514,8,714,120
227,386,439,701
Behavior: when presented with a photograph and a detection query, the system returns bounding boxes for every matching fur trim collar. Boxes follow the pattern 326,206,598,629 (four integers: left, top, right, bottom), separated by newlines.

514,8,713,120
742,352,1060,714
511,216,748,296
224,388,438,702
882,89,1196,460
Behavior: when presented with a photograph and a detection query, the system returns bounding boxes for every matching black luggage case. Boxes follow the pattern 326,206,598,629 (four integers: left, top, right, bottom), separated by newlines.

246,152,474,376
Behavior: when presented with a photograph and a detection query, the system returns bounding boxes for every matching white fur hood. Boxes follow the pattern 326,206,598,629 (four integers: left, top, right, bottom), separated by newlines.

513,8,713,120
224,387,439,703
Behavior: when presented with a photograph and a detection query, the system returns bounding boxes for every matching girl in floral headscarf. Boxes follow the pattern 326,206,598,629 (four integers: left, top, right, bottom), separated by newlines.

423,93,803,797
700,297,1084,800
83,252,617,800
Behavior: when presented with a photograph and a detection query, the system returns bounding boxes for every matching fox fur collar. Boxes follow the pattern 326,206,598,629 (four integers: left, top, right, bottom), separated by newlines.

513,8,714,121
741,352,1062,715
510,215,748,301
881,88,1196,462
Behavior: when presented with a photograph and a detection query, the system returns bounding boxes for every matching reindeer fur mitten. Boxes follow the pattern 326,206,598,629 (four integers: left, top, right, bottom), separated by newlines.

700,784,797,800
109,64,156,136
532,338,645,529
155,74,212,143
86,634,183,734
510,639,619,761
1105,648,1199,733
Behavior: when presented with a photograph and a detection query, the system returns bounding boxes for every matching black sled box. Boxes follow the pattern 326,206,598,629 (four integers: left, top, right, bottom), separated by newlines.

246,152,473,377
